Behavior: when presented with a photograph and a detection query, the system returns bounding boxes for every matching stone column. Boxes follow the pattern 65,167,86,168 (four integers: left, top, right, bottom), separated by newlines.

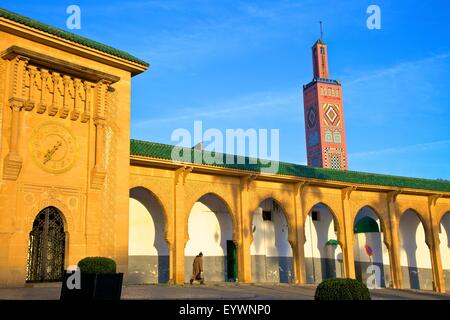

237,175,254,283
172,167,191,284
90,80,110,189
3,55,29,180
3,101,23,180
428,195,445,293
341,187,356,279
387,191,402,289
293,182,307,284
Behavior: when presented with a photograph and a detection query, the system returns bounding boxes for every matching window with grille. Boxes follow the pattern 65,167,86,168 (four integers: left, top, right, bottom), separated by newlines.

331,155,340,170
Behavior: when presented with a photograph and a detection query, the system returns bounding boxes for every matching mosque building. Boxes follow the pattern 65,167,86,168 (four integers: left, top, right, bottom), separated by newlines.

0,8,449,292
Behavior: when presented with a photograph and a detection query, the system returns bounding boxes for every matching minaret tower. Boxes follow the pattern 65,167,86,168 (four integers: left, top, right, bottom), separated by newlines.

302,24,348,170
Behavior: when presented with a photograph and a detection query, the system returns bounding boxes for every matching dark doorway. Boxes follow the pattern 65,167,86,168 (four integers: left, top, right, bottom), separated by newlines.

226,240,237,281
26,206,66,282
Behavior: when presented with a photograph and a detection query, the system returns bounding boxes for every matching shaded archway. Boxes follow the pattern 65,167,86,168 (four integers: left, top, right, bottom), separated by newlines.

26,206,66,282
184,193,236,282
353,206,391,287
399,209,433,290
304,203,342,284
128,187,169,284
439,212,450,292
250,198,294,283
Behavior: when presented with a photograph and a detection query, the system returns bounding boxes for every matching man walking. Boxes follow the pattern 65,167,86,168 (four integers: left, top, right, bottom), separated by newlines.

190,252,204,284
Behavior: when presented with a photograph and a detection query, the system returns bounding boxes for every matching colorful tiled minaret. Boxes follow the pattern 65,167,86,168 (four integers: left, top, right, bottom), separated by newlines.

303,36,348,170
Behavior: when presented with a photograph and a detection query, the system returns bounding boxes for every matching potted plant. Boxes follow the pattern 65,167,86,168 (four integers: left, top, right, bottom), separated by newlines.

60,257,123,301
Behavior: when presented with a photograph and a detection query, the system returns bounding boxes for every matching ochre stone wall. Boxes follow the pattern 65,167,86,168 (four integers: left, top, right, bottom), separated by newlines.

0,19,138,286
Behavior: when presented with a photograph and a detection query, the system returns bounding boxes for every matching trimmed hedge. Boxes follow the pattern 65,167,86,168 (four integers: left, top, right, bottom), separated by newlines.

314,278,371,300
78,257,117,274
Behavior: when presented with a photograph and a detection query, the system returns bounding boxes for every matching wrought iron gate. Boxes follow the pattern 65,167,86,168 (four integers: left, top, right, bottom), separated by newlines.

26,206,66,282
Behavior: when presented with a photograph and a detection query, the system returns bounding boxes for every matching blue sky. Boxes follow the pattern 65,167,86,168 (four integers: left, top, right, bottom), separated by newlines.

3,0,450,180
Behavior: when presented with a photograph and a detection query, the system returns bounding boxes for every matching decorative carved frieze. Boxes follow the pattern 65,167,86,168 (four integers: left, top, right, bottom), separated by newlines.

48,72,62,116
81,81,92,123
1,46,120,125
24,65,38,111
59,75,72,118
9,55,29,105
94,79,110,121
1,46,119,181
37,69,51,114
70,79,83,121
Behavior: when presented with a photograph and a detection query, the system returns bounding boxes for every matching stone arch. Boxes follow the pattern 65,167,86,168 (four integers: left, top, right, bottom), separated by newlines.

399,208,433,290
27,198,74,236
184,192,237,282
250,197,294,283
304,202,343,283
353,205,392,287
354,205,390,248
249,192,296,246
398,208,433,248
129,186,171,245
304,202,343,244
128,186,171,284
437,208,450,225
185,191,239,248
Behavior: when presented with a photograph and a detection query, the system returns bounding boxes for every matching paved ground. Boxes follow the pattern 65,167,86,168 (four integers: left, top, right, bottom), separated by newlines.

1,283,450,300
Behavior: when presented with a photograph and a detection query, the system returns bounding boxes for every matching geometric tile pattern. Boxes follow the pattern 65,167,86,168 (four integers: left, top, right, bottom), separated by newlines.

323,103,340,126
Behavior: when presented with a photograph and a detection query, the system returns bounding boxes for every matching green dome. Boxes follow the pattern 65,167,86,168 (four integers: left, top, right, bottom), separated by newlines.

354,216,379,234
325,239,340,246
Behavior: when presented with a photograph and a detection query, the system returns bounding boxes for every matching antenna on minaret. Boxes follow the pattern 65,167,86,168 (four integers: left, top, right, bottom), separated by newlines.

319,21,323,41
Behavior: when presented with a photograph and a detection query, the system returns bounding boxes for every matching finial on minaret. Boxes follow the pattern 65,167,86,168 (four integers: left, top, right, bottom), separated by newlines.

320,21,323,41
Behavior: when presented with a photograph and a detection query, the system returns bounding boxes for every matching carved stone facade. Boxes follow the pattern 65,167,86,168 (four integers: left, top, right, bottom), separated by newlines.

0,15,144,287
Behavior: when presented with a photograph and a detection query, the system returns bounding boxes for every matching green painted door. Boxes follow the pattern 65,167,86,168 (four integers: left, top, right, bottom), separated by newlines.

226,240,238,281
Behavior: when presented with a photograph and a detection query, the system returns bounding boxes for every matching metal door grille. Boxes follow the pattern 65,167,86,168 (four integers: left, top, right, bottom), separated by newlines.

26,206,65,282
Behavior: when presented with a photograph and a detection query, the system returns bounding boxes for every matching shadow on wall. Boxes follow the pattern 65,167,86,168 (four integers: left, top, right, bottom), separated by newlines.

250,198,294,283
184,193,233,282
128,187,170,284
304,203,342,284
400,209,433,291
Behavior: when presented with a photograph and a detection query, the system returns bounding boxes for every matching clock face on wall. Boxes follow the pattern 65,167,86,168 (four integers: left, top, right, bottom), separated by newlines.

29,122,78,174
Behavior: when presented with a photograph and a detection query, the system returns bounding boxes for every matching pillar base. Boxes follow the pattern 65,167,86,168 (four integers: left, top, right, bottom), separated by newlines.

3,153,22,180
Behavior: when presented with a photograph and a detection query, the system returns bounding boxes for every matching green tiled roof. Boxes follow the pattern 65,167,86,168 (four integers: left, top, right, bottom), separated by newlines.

130,139,450,193
0,8,149,67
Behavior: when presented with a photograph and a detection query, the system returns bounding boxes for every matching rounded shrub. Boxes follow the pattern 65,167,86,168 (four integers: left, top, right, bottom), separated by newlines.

78,257,116,274
314,278,371,300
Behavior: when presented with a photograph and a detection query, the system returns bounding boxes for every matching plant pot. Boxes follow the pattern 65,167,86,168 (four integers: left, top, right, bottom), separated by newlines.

60,270,123,301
